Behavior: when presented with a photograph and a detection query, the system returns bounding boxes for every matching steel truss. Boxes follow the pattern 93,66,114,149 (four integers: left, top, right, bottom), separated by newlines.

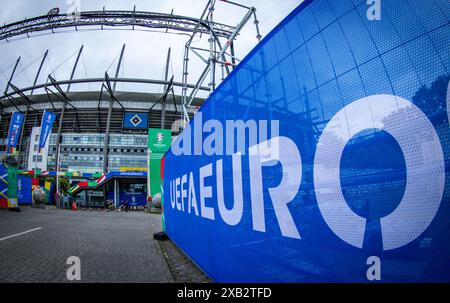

0,3,262,170
0,46,208,172
0,8,236,43
181,0,261,122
0,77,209,101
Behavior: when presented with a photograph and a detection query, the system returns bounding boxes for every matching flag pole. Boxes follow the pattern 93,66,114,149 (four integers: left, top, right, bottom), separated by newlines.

147,146,152,210
4,113,13,156
56,143,60,192
35,109,46,179
55,143,61,208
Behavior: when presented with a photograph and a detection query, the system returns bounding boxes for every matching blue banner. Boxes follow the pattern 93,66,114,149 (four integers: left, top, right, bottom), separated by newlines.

17,175,32,205
107,171,147,178
163,0,450,282
123,112,148,129
119,191,146,207
7,112,24,149
39,111,56,151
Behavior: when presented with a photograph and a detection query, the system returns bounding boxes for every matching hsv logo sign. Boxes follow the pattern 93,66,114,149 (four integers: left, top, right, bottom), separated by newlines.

164,0,450,282
123,112,148,129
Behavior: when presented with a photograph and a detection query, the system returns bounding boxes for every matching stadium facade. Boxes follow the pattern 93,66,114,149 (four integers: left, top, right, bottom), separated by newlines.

0,2,258,208
0,89,202,207
0,91,201,173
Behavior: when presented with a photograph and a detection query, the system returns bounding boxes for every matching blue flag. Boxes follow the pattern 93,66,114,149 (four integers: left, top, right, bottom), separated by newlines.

38,111,56,152
7,112,25,150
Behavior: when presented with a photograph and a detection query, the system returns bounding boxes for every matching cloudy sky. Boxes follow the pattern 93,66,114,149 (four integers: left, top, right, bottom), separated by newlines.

0,0,303,98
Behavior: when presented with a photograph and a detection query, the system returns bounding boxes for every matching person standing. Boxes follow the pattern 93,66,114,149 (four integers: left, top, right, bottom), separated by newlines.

122,200,128,212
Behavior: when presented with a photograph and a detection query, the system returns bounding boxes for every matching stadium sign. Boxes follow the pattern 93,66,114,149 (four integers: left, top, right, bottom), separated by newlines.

168,94,444,249
123,112,148,129
148,128,171,202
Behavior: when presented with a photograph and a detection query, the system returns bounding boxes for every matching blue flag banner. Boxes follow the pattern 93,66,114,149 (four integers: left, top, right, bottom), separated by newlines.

7,112,25,149
17,175,32,205
39,111,56,151
163,0,450,282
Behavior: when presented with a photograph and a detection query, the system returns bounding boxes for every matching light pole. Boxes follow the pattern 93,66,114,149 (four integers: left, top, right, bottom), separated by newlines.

56,143,61,208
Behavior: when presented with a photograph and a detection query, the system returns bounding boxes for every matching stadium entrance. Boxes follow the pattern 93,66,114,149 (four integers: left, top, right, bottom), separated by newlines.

70,171,147,210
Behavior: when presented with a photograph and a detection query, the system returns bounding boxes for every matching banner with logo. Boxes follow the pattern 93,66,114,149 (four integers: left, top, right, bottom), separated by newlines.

6,112,25,151
38,111,56,151
0,164,20,208
163,0,450,282
120,191,146,207
7,166,18,208
0,164,8,209
148,128,171,199
123,112,148,129
148,128,171,154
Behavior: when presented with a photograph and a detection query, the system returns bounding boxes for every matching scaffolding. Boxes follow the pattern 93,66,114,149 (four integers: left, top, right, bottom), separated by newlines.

0,2,263,167
0,8,235,43
181,0,261,123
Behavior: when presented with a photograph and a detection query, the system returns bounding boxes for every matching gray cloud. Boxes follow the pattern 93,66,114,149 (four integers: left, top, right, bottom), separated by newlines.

0,0,303,97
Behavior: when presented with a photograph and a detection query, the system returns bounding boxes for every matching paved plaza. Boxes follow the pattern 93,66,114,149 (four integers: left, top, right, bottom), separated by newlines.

0,207,173,283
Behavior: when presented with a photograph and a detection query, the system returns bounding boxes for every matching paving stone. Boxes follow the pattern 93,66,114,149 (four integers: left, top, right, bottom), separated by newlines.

0,207,173,283
158,238,212,283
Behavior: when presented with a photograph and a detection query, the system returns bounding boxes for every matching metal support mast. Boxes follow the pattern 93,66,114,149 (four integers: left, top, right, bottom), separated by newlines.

161,47,171,129
54,45,84,173
102,44,125,174
181,0,261,123
4,56,21,95
208,1,216,94
1,56,21,158
17,50,49,163
0,10,236,44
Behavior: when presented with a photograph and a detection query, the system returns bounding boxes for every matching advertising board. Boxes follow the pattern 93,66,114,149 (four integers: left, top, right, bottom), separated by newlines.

123,112,148,129
163,0,450,282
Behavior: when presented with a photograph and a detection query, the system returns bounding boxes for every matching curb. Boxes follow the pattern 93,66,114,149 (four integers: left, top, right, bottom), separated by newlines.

154,240,176,283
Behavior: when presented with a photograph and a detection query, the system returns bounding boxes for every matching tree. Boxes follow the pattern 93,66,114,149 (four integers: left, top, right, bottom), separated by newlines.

411,75,450,125
58,178,70,195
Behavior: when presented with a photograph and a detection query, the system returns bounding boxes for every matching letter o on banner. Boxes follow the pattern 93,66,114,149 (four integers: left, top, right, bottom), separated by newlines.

446,80,450,125
314,94,445,250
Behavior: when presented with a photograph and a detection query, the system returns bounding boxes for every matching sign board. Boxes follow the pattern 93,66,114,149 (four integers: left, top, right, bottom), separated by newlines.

163,0,450,282
148,128,171,154
119,191,146,207
7,166,18,208
108,171,147,178
119,167,147,172
123,112,148,129
148,128,171,199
